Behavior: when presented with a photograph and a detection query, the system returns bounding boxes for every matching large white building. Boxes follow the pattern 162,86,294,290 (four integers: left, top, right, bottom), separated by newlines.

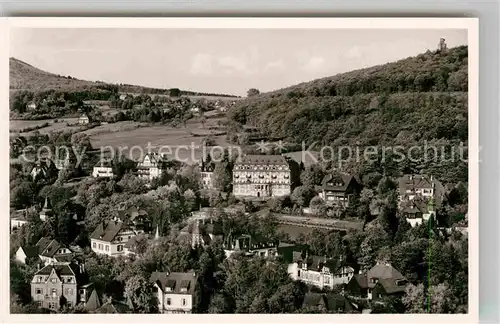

137,153,168,182
287,252,355,289
232,155,292,198
150,271,198,314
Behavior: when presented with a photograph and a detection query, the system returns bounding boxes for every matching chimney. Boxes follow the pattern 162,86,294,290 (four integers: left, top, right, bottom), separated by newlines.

37,263,40,271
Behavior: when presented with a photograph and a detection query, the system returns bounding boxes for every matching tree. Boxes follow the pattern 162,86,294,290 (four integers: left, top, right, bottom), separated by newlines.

247,88,260,97
169,88,181,97
213,162,232,192
124,275,158,313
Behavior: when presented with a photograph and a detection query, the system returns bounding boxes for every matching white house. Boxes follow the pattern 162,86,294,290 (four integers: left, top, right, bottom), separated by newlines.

10,210,29,232
287,252,355,289
89,219,137,257
79,113,90,125
136,153,168,182
92,160,114,178
27,101,37,111
150,271,198,314
400,199,436,227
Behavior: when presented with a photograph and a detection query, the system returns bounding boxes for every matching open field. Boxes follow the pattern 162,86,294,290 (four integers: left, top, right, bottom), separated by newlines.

10,118,81,135
87,118,232,164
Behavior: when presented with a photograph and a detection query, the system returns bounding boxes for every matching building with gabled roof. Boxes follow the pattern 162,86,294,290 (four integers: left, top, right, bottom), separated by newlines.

199,156,215,190
179,218,223,248
115,206,152,234
10,209,29,232
288,251,355,289
39,197,54,222
397,174,445,204
30,158,59,181
301,292,355,313
346,262,408,300
30,262,93,311
136,153,169,182
15,237,76,266
233,154,292,198
90,219,137,257
150,270,198,314
78,113,90,125
399,198,436,227
319,173,361,209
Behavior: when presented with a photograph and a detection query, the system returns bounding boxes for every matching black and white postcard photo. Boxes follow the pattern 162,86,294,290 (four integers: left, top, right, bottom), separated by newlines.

2,18,478,321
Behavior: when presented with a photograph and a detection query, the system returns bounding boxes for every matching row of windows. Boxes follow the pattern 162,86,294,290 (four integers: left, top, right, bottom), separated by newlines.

234,165,289,171
92,242,124,252
35,287,74,296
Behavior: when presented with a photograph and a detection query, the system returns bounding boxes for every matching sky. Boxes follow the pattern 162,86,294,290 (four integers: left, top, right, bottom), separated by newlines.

10,28,468,96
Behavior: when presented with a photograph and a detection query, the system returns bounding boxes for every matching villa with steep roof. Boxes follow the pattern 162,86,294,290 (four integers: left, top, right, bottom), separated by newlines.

30,262,93,311
199,156,215,190
232,155,292,198
137,153,169,182
318,173,361,208
16,237,76,266
287,251,355,289
150,271,199,314
89,219,137,257
346,262,408,300
397,174,445,203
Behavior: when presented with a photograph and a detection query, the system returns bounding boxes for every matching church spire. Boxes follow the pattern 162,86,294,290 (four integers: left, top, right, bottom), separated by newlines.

154,224,160,240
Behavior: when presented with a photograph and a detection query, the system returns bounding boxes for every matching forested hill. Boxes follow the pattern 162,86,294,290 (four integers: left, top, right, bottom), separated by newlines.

10,57,238,97
229,45,468,147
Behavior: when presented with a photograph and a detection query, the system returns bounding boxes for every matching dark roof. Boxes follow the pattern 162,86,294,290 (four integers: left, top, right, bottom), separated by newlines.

150,271,198,295
236,155,289,166
400,200,428,215
351,274,368,289
39,240,63,258
95,300,131,314
302,293,352,312
321,173,356,192
366,263,406,289
398,174,445,196
42,197,52,210
292,251,349,273
94,159,113,168
376,278,409,295
118,206,149,222
20,246,39,258
90,220,127,242
34,263,80,278
36,237,52,251
84,290,102,311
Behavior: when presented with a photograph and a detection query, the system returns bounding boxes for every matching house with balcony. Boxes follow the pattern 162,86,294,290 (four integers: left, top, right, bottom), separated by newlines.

89,219,137,257
287,251,355,289
150,270,199,314
30,262,94,311
318,173,361,209
346,262,408,301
